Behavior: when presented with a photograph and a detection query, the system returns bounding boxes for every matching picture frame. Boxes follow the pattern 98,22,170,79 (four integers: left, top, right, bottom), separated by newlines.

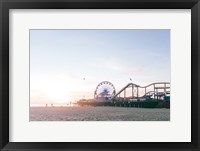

0,0,199,150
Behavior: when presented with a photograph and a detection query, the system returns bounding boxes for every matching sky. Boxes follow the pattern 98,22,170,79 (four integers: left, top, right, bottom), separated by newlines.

30,29,170,105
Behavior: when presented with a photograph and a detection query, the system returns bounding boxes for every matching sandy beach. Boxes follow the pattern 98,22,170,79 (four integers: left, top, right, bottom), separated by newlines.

30,106,170,121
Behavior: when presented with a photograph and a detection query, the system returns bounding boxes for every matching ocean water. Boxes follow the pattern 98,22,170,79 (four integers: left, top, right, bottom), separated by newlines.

30,106,170,121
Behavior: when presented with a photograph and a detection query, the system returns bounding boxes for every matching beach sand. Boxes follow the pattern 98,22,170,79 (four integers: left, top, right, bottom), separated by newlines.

30,106,170,121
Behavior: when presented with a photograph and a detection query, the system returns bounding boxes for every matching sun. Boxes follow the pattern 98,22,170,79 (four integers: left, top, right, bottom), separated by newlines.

31,74,96,105
44,81,71,103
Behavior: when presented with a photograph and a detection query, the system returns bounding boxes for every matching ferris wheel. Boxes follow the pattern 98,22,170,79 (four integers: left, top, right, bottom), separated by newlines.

94,81,116,100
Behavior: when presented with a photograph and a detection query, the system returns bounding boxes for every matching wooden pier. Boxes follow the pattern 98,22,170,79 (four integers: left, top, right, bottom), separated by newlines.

78,82,170,109
77,99,170,108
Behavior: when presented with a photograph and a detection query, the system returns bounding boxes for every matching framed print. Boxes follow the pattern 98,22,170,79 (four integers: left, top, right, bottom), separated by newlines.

0,0,200,151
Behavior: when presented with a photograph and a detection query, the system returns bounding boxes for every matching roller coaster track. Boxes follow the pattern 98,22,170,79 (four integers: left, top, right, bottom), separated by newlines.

113,83,139,98
113,82,170,99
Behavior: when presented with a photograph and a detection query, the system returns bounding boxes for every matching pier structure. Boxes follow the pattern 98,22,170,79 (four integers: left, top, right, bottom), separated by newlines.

78,81,170,108
113,82,170,102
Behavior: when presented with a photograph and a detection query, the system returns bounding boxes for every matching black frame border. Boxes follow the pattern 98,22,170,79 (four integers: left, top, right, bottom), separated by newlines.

0,0,200,151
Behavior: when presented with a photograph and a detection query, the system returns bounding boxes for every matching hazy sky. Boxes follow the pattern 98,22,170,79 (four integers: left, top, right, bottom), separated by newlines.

30,29,170,105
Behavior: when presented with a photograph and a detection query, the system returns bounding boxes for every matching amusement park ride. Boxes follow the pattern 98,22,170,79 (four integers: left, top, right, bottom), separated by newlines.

78,81,170,108
94,81,170,102
94,81,116,102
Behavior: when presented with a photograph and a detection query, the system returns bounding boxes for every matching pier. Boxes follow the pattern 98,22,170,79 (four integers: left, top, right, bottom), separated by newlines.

78,82,170,108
